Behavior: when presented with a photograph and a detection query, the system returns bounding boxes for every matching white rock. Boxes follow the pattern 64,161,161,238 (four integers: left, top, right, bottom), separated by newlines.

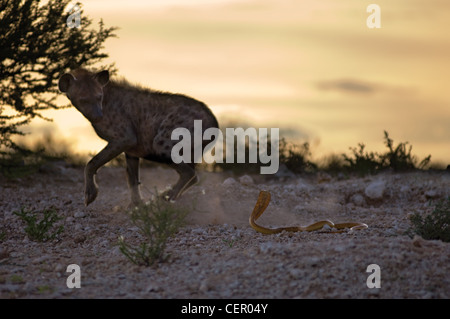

350,194,366,206
146,283,161,292
296,181,310,192
66,216,75,223
239,175,254,185
222,177,237,186
74,211,86,218
365,180,386,200
425,189,439,199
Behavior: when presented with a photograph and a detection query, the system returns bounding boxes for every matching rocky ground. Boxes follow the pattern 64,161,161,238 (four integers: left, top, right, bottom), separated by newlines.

0,162,449,299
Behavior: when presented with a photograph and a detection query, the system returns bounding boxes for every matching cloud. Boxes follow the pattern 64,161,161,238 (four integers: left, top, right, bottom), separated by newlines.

316,79,377,94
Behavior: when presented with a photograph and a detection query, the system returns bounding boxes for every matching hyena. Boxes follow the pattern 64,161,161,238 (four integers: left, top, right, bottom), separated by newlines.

58,68,218,207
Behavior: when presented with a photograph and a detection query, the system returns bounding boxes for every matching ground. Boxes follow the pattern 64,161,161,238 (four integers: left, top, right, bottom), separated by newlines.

0,162,449,299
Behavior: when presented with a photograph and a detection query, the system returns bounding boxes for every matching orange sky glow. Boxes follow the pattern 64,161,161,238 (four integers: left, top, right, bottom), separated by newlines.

26,0,450,164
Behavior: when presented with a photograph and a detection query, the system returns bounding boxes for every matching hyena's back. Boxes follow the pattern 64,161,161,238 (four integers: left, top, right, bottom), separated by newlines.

99,79,218,162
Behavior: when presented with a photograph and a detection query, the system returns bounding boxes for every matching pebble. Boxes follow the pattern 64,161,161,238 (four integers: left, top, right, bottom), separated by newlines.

0,248,9,261
74,211,86,218
350,194,366,206
54,263,65,272
32,255,49,264
146,283,162,292
365,180,386,200
222,177,237,187
239,175,254,185
66,216,75,223
412,235,424,248
424,189,439,199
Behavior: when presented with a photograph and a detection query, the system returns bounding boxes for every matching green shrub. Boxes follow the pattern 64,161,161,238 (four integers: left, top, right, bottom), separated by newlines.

318,153,346,174
343,131,431,176
0,147,42,178
279,139,317,174
0,134,88,178
380,131,431,171
343,143,381,176
407,197,450,242
118,197,189,266
14,207,64,242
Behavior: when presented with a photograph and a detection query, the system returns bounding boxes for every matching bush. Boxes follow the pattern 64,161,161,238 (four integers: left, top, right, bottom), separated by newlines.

118,196,189,266
380,131,431,171
0,0,116,152
0,147,43,178
279,139,317,174
343,131,431,176
342,143,381,176
205,135,316,175
407,197,450,242
0,134,87,178
14,207,64,242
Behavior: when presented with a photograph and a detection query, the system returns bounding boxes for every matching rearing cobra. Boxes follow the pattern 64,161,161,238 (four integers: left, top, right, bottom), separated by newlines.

249,191,368,234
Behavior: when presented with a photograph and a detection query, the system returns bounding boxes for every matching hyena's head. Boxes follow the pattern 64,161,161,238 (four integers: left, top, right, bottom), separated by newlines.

58,69,109,123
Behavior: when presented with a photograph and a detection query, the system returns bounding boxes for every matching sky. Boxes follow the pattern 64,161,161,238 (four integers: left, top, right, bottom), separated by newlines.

30,0,450,164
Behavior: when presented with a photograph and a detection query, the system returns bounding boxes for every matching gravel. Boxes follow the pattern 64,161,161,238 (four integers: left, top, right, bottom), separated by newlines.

0,163,449,298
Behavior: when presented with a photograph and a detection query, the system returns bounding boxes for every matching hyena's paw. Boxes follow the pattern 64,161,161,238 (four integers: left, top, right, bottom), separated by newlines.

160,188,177,202
127,198,143,210
84,182,98,206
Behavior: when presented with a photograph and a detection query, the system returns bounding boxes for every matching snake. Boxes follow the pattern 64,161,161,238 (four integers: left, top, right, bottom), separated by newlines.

249,190,368,234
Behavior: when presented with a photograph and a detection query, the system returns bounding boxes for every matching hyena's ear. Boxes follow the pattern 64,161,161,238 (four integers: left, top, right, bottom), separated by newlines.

95,70,109,87
58,73,75,93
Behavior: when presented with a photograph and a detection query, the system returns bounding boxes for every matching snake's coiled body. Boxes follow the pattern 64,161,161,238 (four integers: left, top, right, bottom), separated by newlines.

249,191,368,235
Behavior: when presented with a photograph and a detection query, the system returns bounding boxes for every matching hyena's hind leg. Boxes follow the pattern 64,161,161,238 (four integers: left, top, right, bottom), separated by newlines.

125,153,143,207
163,163,198,201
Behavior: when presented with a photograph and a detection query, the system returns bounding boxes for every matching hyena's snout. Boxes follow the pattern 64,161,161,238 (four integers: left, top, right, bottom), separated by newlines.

89,103,103,122
80,101,103,122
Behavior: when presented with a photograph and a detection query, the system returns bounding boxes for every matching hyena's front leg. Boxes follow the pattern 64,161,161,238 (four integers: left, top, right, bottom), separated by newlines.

163,163,198,201
84,142,128,206
125,153,143,207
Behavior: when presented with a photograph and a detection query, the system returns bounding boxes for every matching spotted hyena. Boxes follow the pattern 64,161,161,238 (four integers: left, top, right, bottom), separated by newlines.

58,68,218,207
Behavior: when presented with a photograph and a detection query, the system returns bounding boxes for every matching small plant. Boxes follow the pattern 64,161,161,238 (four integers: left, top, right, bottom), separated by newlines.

318,153,346,174
406,197,450,242
118,196,189,266
14,207,64,242
37,285,54,294
0,147,42,178
343,131,431,176
10,274,24,284
380,131,431,171
343,143,381,176
222,238,238,248
279,139,317,174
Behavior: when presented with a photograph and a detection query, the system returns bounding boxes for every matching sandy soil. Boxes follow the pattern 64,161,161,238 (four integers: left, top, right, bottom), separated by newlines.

0,162,449,299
